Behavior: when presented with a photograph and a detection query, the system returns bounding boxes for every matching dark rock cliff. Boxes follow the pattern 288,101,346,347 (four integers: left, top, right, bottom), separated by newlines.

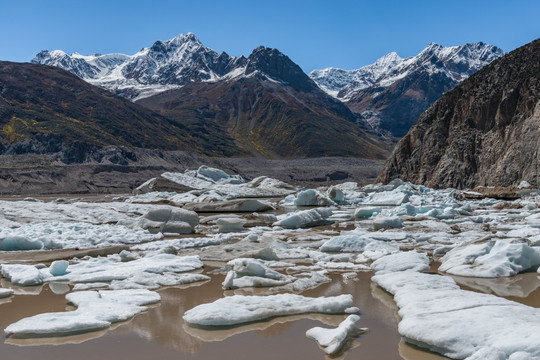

379,39,540,188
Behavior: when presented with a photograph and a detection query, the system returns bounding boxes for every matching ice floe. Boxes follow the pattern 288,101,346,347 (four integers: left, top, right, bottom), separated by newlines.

371,251,429,274
0,222,161,251
183,293,356,326
184,199,274,212
131,208,199,234
2,254,206,289
373,271,540,359
5,289,160,337
439,239,540,277
273,208,333,229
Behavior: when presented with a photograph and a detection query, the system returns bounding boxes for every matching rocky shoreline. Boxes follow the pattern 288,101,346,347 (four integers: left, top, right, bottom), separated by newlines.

0,150,383,195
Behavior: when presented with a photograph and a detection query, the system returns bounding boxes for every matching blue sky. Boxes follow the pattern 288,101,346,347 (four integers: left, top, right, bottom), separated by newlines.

1,0,538,72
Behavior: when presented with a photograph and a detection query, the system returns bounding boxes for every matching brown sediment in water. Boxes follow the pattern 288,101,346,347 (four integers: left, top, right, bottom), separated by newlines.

0,269,456,360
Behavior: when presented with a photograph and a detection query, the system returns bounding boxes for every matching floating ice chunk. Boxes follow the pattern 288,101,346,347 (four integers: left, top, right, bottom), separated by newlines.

184,199,274,212
306,314,367,355
195,165,244,184
372,271,540,359
320,228,399,254
316,262,370,271
132,235,230,252
371,251,429,274
0,222,161,250
273,208,332,229
222,258,293,289
109,272,210,290
327,186,345,204
439,240,540,277
354,206,381,219
293,189,336,207
183,294,354,326
49,260,69,276
0,288,14,298
137,208,198,234
5,289,160,337
279,194,295,206
361,188,411,206
1,264,43,286
161,171,215,190
372,216,403,230
48,254,204,284
277,271,331,292
0,236,43,251
5,254,205,290
216,218,246,233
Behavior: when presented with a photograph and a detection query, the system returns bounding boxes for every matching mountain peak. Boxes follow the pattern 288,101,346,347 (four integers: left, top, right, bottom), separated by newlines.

168,32,201,45
245,46,315,92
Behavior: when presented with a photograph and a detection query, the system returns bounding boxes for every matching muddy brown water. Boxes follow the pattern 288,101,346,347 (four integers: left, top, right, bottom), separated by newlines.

0,269,452,360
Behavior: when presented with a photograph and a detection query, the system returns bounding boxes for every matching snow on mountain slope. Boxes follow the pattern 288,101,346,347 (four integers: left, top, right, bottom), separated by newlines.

32,33,247,101
309,42,505,101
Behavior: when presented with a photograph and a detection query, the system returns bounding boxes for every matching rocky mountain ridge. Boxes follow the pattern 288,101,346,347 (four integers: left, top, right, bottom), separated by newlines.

378,38,540,188
310,42,505,136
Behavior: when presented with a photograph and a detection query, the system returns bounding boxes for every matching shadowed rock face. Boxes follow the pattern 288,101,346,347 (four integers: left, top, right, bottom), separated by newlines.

137,47,390,159
379,39,540,189
0,61,245,158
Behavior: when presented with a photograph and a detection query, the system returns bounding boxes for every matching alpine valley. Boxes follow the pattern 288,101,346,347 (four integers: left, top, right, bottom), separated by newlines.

0,33,505,193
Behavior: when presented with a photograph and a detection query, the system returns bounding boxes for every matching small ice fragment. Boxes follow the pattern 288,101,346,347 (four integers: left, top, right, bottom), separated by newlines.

372,216,403,230
216,218,246,233
49,260,69,276
306,314,367,355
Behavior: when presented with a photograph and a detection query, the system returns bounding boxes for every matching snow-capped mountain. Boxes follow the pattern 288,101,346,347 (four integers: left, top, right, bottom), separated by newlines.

310,42,504,100
32,35,504,139
30,35,388,158
32,33,248,100
309,42,505,137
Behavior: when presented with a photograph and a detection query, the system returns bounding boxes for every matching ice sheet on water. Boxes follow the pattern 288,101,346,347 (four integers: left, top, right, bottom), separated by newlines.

273,208,333,229
439,239,540,277
0,200,191,227
2,254,205,289
132,234,231,252
150,169,295,199
372,271,540,359
0,222,161,251
183,293,356,326
319,228,400,255
371,251,429,274
5,289,160,337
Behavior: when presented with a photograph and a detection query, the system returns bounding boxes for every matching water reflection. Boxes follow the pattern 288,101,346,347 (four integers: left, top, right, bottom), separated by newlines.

450,273,540,299
1,279,43,295
184,313,345,343
48,283,70,295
